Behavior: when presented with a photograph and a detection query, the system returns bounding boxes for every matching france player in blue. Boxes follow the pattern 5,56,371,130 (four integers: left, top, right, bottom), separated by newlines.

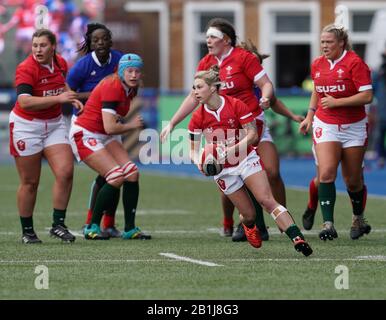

67,23,123,237
67,23,123,113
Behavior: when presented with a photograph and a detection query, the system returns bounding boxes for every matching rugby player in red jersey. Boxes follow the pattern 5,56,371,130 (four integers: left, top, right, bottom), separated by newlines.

299,24,373,240
70,53,151,240
9,29,83,244
189,67,312,256
161,18,279,241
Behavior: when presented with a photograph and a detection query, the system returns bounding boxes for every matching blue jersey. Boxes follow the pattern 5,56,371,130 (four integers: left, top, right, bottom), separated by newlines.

67,49,122,115
254,86,261,100
67,49,122,93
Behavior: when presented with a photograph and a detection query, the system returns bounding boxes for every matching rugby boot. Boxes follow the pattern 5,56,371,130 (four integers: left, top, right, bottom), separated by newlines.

122,227,151,240
302,207,316,230
293,236,313,257
22,232,42,244
319,222,338,241
49,224,76,243
242,224,262,249
350,215,371,240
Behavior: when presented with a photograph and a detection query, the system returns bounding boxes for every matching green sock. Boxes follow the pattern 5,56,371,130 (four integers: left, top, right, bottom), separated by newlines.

91,183,120,226
285,224,304,241
52,208,66,227
20,216,34,234
347,185,366,216
122,181,139,231
246,188,266,230
319,182,336,223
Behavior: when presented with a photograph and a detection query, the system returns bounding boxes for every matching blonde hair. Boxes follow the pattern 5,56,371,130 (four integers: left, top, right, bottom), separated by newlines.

322,23,352,51
239,39,270,64
194,65,222,90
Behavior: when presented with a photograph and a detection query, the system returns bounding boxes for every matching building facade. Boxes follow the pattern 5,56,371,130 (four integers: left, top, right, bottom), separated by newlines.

105,0,386,91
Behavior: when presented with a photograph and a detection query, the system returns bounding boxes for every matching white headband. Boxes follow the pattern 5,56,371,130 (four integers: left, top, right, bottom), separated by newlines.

206,27,224,39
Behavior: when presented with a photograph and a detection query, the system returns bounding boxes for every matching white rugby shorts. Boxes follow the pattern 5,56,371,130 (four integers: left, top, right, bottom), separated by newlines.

69,124,122,162
312,116,368,149
214,151,264,195
9,111,70,157
255,112,274,143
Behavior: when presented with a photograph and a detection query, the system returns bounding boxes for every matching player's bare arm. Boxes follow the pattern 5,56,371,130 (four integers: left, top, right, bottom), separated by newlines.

321,90,373,109
102,109,143,135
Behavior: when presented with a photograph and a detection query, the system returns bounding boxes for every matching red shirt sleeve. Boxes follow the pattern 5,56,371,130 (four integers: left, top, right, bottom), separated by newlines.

196,55,213,72
235,98,255,125
100,78,123,102
188,108,203,135
15,62,37,87
350,58,372,91
242,50,265,82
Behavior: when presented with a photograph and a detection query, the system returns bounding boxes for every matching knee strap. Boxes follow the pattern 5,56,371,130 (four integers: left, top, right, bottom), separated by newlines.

122,161,138,179
270,205,287,220
105,166,124,183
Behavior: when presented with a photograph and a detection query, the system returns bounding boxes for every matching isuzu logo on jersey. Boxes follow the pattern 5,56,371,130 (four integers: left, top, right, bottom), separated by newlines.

220,81,235,90
43,87,65,97
315,85,345,93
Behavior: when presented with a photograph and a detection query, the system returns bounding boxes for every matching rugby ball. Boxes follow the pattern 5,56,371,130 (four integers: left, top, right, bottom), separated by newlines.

200,143,224,176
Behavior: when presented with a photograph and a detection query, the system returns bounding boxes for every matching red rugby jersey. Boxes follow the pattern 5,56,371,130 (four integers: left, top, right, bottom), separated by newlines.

13,54,68,120
75,74,136,134
311,50,372,124
197,47,265,117
188,95,256,168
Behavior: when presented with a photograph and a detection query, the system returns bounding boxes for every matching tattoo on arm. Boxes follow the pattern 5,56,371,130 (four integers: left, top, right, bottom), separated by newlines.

242,121,257,133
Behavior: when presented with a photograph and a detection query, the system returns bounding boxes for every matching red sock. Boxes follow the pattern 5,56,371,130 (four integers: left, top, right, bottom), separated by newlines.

102,214,115,229
308,178,318,210
85,209,93,225
223,217,234,229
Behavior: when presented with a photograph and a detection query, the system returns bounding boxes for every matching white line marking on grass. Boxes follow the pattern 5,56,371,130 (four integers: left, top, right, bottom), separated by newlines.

1,257,385,265
224,258,386,262
355,255,386,261
0,259,166,264
159,252,223,267
2,227,386,236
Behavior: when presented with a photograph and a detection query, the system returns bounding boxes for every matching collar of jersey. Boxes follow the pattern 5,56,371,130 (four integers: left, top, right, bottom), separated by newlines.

92,51,112,67
32,55,55,73
215,47,234,66
204,96,225,122
327,50,347,70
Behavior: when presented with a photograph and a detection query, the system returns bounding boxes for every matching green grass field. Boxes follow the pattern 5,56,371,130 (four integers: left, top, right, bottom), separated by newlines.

0,164,385,300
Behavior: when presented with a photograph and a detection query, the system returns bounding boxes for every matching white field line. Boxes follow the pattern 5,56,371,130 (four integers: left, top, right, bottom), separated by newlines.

159,252,223,267
30,209,191,217
2,227,386,236
1,256,386,265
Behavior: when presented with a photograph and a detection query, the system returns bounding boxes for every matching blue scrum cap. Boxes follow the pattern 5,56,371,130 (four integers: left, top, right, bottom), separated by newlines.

118,53,143,81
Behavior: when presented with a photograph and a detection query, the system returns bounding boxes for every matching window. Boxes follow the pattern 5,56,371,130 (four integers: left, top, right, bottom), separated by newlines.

184,2,244,91
337,1,386,69
123,1,169,90
259,2,319,88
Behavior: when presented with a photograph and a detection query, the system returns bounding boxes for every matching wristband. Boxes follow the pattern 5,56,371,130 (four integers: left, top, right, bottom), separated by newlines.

309,107,316,112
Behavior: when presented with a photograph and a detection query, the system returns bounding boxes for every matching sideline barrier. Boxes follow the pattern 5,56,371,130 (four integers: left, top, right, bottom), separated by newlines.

158,93,313,157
